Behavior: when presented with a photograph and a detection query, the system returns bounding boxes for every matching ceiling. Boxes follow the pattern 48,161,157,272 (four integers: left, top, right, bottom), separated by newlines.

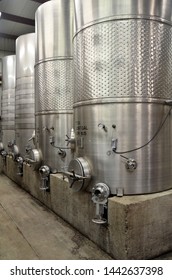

0,0,49,53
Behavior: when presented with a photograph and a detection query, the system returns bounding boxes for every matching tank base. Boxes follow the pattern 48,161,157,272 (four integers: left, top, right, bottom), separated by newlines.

1,156,172,259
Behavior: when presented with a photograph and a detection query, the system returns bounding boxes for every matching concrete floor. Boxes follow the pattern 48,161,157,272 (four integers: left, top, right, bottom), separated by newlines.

0,173,172,260
0,174,112,260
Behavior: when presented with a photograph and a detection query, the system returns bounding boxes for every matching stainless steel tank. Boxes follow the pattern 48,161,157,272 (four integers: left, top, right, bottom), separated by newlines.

0,59,2,142
34,0,73,172
15,33,35,158
0,55,16,152
71,0,172,195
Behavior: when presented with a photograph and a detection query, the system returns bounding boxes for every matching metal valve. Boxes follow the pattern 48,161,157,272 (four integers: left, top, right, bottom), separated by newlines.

92,183,110,224
125,158,137,171
39,165,50,191
120,155,137,172
65,128,75,150
24,149,42,171
1,150,7,165
16,156,24,176
7,140,16,157
8,140,15,148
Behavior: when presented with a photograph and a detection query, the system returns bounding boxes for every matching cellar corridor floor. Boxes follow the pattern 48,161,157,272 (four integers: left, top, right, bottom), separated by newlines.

0,173,171,260
0,174,112,260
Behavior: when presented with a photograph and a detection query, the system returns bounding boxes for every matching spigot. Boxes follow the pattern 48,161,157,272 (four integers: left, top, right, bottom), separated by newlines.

39,165,50,191
8,140,15,148
125,158,137,171
92,183,110,224
24,149,42,171
7,140,16,156
1,150,7,165
120,155,137,172
65,128,75,150
16,156,23,176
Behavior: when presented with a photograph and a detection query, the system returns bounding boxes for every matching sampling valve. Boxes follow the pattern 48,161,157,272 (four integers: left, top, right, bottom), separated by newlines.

65,128,76,150
39,165,50,191
8,140,15,155
1,150,7,165
120,155,137,172
16,156,24,176
92,183,110,224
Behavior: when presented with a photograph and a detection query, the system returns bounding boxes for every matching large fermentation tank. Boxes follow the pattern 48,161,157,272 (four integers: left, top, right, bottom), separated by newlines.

0,59,2,141
15,33,35,157
72,0,172,195
1,55,16,152
35,0,73,172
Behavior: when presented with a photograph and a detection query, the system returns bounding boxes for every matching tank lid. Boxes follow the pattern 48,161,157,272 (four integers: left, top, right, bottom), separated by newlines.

74,0,172,34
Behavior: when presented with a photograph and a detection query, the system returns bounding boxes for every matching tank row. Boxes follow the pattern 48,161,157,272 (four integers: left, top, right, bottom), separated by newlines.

1,0,172,224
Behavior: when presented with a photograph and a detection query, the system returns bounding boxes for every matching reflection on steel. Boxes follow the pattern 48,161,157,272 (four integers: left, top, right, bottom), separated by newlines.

1,55,16,153
72,0,172,195
35,0,73,172
15,33,35,158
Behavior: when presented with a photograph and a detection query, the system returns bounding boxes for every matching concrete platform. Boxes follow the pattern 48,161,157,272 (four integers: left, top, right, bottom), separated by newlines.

1,156,172,259
0,173,112,260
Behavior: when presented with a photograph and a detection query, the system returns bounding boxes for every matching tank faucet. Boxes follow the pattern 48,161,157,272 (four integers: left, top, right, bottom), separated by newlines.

16,156,24,176
1,150,8,165
120,155,137,172
39,165,50,191
65,128,76,150
92,183,110,224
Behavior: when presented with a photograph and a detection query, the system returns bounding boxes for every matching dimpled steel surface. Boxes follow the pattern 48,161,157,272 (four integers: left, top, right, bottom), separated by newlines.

35,0,73,171
35,59,73,113
73,0,172,194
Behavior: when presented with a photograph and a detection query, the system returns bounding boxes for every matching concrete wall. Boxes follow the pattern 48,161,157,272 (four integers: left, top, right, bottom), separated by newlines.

1,156,172,259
